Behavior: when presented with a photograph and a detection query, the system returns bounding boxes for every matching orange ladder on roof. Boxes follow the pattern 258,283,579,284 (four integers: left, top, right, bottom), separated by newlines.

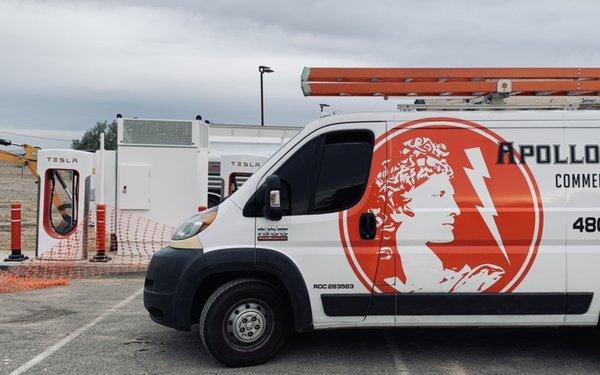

300,67,600,97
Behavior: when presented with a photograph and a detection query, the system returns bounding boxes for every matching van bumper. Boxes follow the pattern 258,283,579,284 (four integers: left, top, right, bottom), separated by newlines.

143,246,204,331
143,246,313,333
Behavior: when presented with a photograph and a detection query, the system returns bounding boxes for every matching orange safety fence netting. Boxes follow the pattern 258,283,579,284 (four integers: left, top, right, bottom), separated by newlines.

0,205,175,293
0,276,70,293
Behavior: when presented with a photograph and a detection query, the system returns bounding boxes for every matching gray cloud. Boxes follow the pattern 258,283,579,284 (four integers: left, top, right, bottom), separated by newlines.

1,0,599,147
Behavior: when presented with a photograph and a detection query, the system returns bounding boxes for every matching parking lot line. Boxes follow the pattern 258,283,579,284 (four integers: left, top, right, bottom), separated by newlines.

382,329,410,375
9,288,143,375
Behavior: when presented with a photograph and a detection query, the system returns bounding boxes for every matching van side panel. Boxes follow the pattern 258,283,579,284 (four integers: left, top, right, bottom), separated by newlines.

565,117,600,325
377,117,567,326
217,112,599,329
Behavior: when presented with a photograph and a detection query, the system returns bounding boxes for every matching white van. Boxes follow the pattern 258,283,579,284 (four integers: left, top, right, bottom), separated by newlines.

144,110,600,367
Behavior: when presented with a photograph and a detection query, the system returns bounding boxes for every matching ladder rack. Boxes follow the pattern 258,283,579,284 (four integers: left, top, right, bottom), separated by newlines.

397,96,600,111
301,67,600,97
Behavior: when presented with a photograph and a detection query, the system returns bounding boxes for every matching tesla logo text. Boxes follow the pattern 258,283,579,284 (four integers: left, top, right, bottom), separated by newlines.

46,157,78,163
230,161,261,168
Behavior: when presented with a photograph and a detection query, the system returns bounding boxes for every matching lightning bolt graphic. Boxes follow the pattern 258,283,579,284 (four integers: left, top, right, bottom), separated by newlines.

464,147,510,264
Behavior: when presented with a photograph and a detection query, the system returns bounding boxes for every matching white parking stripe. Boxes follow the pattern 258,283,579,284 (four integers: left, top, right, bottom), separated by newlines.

382,329,410,375
9,288,143,375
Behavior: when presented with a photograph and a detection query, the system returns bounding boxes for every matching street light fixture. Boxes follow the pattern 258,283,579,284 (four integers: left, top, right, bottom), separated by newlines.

259,65,274,126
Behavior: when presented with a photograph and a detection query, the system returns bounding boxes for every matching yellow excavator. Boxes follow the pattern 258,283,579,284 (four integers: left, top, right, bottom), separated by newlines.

0,138,72,220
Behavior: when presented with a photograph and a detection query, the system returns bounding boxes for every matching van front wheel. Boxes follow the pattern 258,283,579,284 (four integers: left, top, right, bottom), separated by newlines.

199,278,289,367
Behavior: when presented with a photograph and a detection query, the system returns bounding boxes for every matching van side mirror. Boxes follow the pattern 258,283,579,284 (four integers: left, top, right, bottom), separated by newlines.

263,175,282,221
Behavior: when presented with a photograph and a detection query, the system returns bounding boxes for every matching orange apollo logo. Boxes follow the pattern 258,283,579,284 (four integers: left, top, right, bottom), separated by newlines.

339,118,543,294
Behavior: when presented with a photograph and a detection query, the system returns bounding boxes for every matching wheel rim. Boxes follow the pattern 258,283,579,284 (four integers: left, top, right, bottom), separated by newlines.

224,299,273,349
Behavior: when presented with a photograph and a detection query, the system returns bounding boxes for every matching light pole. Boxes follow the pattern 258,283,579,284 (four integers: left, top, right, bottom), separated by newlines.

259,65,274,126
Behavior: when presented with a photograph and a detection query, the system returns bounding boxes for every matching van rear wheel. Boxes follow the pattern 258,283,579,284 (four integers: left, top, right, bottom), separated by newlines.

199,278,289,367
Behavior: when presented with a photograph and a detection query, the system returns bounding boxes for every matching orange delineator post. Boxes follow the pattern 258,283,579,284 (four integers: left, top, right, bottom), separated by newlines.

97,204,106,252
90,204,111,262
301,67,600,97
5,202,28,262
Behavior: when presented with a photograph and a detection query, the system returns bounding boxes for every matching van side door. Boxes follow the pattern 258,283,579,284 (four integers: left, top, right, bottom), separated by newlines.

382,118,566,325
249,122,391,326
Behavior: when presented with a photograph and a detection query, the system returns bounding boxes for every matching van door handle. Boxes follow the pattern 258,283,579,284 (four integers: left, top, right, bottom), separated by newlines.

359,212,376,240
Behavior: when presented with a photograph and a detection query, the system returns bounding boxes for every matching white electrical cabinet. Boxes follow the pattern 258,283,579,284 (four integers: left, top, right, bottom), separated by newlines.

116,118,209,228
92,118,301,231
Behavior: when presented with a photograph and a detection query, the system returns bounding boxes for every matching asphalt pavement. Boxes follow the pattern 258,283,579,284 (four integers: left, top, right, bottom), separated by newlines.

2,277,600,374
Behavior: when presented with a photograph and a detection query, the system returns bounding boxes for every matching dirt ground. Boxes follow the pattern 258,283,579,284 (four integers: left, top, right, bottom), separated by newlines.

0,164,38,252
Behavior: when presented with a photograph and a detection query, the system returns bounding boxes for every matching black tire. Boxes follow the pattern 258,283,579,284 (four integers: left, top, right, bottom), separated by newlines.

199,278,290,367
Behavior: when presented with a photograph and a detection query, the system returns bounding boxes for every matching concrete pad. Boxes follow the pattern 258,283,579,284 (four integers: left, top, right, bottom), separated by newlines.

0,250,36,270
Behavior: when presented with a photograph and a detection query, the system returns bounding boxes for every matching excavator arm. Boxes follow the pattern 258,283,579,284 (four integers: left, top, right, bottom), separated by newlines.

0,140,38,176
0,138,70,217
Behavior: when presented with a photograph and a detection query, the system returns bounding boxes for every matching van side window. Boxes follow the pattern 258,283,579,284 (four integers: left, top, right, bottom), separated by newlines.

312,131,374,213
274,137,320,215
242,130,374,217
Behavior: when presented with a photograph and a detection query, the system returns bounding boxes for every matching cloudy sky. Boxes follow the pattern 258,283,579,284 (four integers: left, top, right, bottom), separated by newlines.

1,0,599,148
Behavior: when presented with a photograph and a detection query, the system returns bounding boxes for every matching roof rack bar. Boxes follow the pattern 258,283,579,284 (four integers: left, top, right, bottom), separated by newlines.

397,96,600,111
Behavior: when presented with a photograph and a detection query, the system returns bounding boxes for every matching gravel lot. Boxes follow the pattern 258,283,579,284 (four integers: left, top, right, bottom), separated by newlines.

2,277,600,375
0,164,38,253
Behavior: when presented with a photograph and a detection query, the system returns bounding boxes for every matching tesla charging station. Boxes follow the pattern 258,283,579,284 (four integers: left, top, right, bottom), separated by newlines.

36,149,94,258
219,154,267,196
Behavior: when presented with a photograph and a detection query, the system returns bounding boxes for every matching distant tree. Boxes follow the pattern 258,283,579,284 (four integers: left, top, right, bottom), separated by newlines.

71,120,117,151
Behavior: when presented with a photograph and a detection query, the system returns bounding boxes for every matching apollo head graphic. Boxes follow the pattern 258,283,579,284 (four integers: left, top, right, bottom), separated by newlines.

377,137,459,244
340,118,543,294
